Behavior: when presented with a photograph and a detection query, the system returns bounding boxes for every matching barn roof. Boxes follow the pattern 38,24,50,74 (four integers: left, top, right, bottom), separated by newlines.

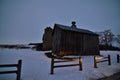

54,24,98,36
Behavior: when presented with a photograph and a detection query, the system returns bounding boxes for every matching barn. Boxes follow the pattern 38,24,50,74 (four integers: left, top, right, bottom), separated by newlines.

52,22,100,56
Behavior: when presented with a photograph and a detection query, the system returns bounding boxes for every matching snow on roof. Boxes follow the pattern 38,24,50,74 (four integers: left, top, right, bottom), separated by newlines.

55,24,98,36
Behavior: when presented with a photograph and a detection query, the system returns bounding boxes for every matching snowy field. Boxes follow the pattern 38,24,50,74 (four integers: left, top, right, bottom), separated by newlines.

0,48,120,80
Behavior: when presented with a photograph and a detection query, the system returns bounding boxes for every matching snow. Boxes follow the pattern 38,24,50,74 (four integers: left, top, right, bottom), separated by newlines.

0,48,120,80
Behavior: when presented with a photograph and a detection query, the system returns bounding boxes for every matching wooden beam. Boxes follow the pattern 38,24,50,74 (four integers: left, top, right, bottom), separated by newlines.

117,54,120,63
54,64,79,68
17,60,22,80
50,57,54,74
94,56,97,68
0,64,18,67
96,60,108,63
0,70,17,74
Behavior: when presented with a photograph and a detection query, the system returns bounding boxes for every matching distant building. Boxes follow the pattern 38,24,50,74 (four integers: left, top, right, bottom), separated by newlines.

52,22,100,56
42,27,53,50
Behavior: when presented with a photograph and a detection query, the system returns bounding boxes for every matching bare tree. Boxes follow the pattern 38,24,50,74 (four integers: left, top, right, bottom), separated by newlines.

97,29,114,46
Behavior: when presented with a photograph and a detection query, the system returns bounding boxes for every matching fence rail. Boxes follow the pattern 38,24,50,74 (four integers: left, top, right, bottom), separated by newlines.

0,60,22,80
0,64,18,67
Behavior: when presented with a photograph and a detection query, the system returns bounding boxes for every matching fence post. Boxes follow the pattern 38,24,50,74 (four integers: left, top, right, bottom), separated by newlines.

16,60,22,80
94,56,97,68
108,55,111,65
117,54,120,63
79,56,82,71
50,57,54,74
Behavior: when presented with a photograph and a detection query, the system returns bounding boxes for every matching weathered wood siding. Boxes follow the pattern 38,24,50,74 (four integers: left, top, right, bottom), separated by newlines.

59,30,83,56
52,27,61,54
82,34,99,55
52,24,100,56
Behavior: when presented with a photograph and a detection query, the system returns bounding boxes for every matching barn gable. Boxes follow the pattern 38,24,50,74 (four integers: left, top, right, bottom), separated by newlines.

52,22,100,56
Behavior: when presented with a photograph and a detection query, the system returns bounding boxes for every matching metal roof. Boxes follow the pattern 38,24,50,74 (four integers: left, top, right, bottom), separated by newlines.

54,24,98,36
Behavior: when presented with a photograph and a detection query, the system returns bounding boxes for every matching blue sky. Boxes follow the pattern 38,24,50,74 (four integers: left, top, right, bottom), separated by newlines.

0,0,120,44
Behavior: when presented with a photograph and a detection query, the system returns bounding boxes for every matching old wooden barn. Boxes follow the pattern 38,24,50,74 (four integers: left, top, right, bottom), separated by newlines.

52,22,100,56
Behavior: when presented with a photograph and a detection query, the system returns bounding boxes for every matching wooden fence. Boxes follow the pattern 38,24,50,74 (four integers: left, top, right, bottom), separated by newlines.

94,55,111,68
50,56,82,74
0,60,22,80
117,54,120,63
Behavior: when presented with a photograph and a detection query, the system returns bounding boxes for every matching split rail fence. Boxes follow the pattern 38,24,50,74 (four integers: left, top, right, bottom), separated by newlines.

50,56,82,74
94,55,111,68
0,60,22,80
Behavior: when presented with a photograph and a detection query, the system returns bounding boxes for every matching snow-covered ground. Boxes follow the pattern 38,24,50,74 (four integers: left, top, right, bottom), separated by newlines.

0,48,120,80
